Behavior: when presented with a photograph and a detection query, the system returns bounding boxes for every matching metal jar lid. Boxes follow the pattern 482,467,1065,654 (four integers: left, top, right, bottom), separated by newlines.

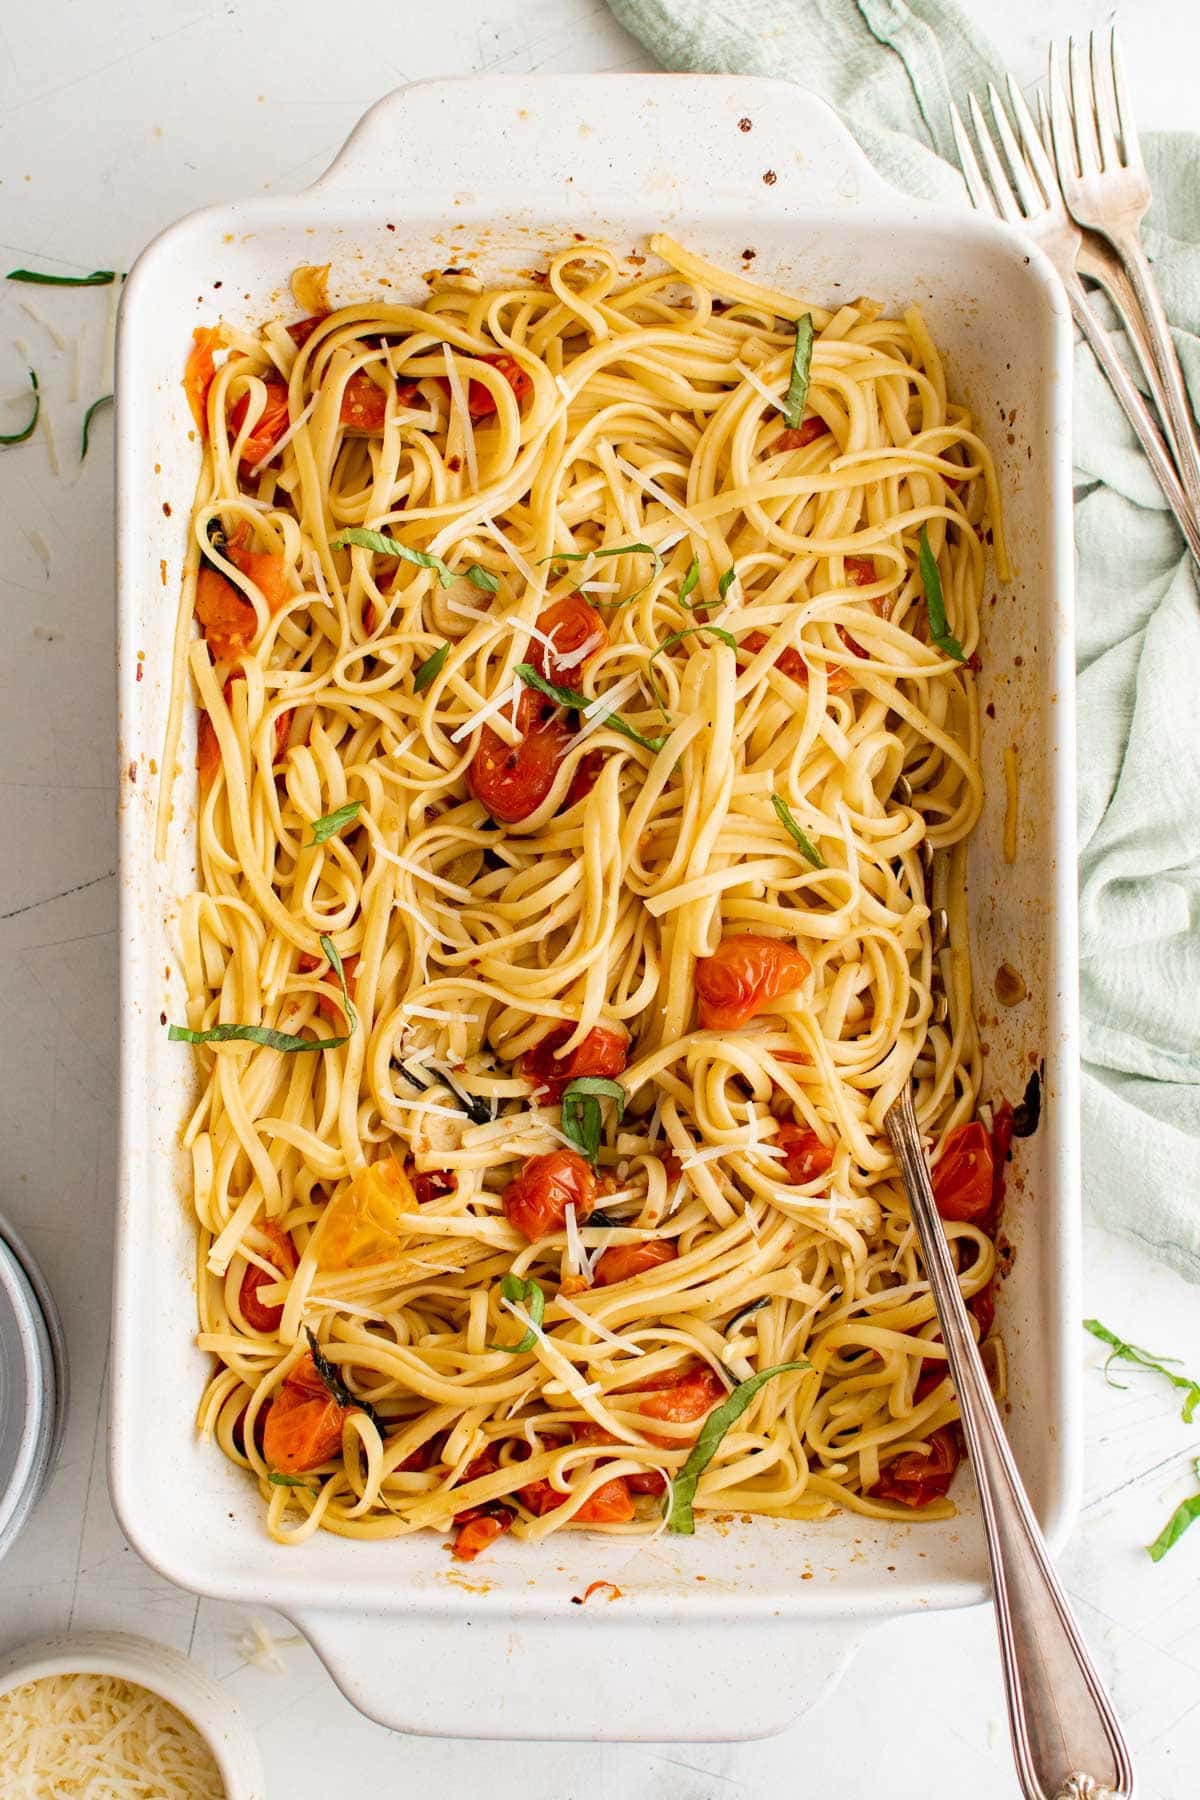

0,1212,68,1566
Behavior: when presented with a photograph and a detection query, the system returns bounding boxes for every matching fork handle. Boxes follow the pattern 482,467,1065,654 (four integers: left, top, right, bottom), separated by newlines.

1101,229,1200,525
886,1089,1134,1800
1065,269,1200,566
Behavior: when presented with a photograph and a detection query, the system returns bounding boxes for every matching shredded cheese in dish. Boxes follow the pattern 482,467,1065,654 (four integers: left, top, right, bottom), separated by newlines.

166,238,1010,1558
0,1673,224,1797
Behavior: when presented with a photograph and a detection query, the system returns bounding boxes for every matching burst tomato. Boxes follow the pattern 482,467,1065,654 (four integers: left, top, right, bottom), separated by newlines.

519,1474,634,1523
184,327,219,437
565,748,605,806
518,1021,629,1102
412,1167,457,1205
532,596,607,682
194,566,257,663
593,1239,677,1287
776,416,829,450
262,1353,349,1474
774,1122,834,1185
845,556,876,586
874,1427,961,1507
695,934,810,1029
297,951,359,1023
741,629,852,694
238,1221,297,1334
287,313,328,348
340,370,389,432
931,1121,993,1224
227,537,291,615
197,677,292,786
465,353,532,420
452,1513,511,1560
502,1148,596,1241
467,713,571,823
572,1422,666,1496
229,378,290,471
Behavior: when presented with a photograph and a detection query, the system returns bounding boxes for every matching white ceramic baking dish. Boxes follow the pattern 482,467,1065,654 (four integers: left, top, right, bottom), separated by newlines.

113,74,1078,1742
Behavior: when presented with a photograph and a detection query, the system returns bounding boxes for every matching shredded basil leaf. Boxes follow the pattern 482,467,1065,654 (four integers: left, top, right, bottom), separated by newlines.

169,932,357,1052
432,1065,494,1126
0,370,39,446
561,1077,627,1165
465,563,499,593
80,392,112,460
539,541,663,606
1084,1320,1200,1422
918,525,966,662
7,268,116,286
718,566,737,599
413,641,450,692
1147,1460,1200,1562
781,315,814,429
268,1471,319,1493
666,1361,811,1534
726,1297,770,1335
490,1272,546,1353
771,793,826,869
308,800,360,845
515,663,668,753
332,527,457,589
678,558,700,603
305,1325,385,1430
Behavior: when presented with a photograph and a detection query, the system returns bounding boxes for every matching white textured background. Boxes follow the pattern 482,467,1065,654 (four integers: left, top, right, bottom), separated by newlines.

1,2,1198,1795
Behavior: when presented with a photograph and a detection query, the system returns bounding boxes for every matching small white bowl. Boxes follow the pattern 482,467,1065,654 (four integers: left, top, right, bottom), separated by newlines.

0,1631,266,1799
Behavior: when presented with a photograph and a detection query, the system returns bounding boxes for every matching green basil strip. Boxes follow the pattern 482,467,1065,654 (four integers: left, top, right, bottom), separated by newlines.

169,932,357,1053
1147,1461,1200,1563
718,567,737,599
918,525,966,663
268,1471,319,1494
781,315,814,429
308,800,360,845
465,563,499,593
414,641,450,693
666,1361,811,1534
561,1077,627,1165
678,558,700,603
771,793,826,869
726,1296,770,1335
539,541,664,607
0,371,39,446
332,527,457,589
1084,1319,1200,1423
80,392,113,460
515,663,668,753
7,268,116,286
305,1326,385,1431
490,1272,546,1354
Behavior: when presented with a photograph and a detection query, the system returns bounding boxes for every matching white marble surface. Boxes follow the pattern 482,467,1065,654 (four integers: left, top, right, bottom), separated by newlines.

1,1,1198,1794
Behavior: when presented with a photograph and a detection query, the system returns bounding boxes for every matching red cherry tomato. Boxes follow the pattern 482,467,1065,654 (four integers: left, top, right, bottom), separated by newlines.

845,556,876,586
776,417,829,450
741,629,852,694
565,748,605,807
452,1513,511,1560
502,1149,596,1241
340,370,389,432
412,1167,457,1206
194,567,257,664
467,713,571,824
874,1427,961,1507
262,1353,349,1474
518,1021,629,1102
287,313,328,348
593,1239,677,1287
572,1422,666,1496
532,596,607,682
695,934,810,1029
197,677,292,786
229,378,290,471
629,1364,728,1455
238,1221,297,1334
519,1473,635,1523
466,353,532,420
184,327,219,438
931,1121,993,1223
773,1122,834,1185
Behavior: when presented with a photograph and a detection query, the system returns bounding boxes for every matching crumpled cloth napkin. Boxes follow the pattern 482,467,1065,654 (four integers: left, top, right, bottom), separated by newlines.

610,0,1200,1280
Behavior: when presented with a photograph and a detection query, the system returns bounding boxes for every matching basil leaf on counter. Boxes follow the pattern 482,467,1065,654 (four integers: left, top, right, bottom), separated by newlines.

0,371,39,446
80,392,113,460
1147,1461,1200,1563
7,268,116,286
1084,1320,1200,1423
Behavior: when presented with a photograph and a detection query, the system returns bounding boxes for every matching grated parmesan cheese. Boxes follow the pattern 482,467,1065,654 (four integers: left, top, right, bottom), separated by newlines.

555,1291,646,1356
563,1201,586,1279
449,679,520,744
0,1671,225,1798
39,393,61,475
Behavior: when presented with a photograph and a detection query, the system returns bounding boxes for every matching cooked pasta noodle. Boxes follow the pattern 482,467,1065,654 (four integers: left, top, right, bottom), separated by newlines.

166,235,1008,1552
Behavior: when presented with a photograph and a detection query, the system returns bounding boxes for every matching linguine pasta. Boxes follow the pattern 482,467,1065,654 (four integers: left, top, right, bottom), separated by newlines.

166,236,1009,1553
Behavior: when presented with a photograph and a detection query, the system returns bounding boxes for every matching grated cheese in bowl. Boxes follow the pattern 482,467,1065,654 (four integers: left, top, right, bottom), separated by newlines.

0,1670,226,1797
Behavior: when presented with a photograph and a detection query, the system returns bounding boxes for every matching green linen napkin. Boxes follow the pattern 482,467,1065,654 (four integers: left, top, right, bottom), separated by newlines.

612,0,1200,1280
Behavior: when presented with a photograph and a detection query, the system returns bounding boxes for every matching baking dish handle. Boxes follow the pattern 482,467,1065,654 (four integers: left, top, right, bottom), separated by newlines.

308,74,894,211
292,1606,864,1741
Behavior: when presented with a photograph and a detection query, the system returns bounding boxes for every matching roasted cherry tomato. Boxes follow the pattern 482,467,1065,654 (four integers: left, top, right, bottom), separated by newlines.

874,1427,961,1507
197,678,292,786
931,1121,993,1224
741,629,852,694
412,1167,457,1206
592,1239,677,1287
467,713,571,824
339,370,389,433
262,1353,349,1474
845,556,876,586
628,1363,728,1449
518,1020,629,1102
229,378,290,471
519,1474,635,1523
565,748,605,807
695,934,810,1030
572,1422,666,1496
238,1220,297,1334
464,353,532,420
184,327,220,437
287,313,328,348
502,1148,596,1241
227,537,291,615
773,1122,834,1185
532,595,607,683
776,416,829,450
194,566,257,663
452,1513,511,1560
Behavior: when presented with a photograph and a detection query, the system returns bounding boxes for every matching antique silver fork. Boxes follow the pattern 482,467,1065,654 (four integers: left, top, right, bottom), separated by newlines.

886,1085,1134,1800
949,78,1200,567
1047,32,1200,531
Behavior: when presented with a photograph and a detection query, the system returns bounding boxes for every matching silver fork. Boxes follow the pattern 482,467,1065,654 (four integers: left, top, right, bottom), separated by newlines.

886,1085,1134,1800
1047,31,1200,532
950,79,1200,567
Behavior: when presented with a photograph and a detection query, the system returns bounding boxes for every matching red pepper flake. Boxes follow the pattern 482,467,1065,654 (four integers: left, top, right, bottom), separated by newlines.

570,1580,623,1606
738,117,752,132
162,501,172,517
135,663,143,682
762,169,777,186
